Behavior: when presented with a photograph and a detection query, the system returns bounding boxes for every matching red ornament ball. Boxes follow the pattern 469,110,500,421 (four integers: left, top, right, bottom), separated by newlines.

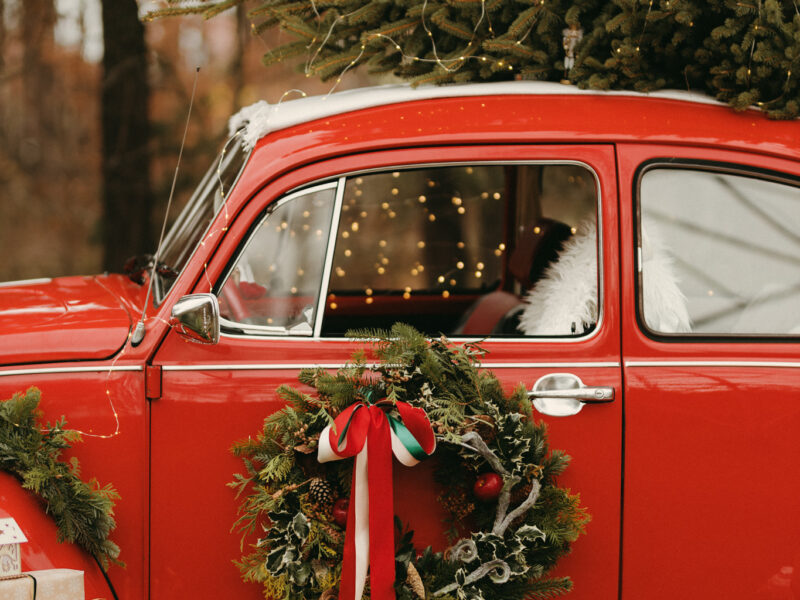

332,497,349,527
473,472,503,502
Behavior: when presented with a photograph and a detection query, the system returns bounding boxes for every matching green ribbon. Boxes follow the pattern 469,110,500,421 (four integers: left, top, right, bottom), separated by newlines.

336,388,429,462
387,413,429,462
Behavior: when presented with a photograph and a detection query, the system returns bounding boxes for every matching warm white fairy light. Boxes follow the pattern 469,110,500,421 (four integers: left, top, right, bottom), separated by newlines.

306,14,517,98
276,89,309,107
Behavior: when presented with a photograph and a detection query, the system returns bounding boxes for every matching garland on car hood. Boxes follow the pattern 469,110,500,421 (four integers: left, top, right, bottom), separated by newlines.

230,324,589,599
0,387,122,569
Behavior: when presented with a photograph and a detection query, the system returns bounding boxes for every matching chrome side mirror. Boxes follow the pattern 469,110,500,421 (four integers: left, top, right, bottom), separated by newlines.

169,294,220,344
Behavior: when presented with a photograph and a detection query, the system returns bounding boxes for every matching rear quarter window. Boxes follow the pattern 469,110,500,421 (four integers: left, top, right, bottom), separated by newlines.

638,164,800,337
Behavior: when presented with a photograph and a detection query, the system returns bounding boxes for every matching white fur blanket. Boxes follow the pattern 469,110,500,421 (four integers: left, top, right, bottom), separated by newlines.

518,221,690,335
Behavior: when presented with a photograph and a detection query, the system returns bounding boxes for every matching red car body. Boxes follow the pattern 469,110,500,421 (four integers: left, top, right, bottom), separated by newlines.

1,83,799,599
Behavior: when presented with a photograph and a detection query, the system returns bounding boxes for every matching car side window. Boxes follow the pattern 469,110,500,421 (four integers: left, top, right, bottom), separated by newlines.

217,184,337,335
639,167,800,336
321,164,599,337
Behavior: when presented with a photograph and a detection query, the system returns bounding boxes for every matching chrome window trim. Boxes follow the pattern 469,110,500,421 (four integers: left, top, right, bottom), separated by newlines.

217,181,341,337
156,133,252,305
313,177,346,338
0,366,142,377
219,158,605,343
162,361,620,372
0,278,53,288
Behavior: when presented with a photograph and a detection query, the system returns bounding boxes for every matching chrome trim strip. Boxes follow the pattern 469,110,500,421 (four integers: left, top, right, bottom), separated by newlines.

483,362,620,369
163,364,349,371
0,278,52,288
162,361,620,372
625,360,800,368
314,177,345,339
0,366,142,377
218,331,604,344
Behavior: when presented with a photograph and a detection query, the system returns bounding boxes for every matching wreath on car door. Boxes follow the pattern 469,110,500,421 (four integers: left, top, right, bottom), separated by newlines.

230,324,589,600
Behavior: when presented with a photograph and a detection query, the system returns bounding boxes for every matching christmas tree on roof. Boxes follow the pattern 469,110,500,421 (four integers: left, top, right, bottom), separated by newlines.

149,0,800,118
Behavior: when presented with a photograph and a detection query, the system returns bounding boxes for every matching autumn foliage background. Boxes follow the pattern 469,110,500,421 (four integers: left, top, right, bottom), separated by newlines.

0,1,370,282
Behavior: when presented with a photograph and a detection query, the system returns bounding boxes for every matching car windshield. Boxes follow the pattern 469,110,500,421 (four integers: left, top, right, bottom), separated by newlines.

154,132,249,303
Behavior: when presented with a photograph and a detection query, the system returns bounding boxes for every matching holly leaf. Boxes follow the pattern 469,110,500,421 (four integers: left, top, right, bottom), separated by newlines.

291,512,310,540
516,524,546,544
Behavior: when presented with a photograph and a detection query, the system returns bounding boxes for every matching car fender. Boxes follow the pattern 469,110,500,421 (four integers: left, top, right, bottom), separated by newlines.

0,471,116,599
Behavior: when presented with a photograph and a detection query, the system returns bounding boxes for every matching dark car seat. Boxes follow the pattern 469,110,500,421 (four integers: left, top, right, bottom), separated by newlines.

454,218,573,335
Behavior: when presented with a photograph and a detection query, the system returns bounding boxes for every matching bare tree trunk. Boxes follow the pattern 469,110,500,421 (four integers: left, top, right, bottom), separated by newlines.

231,4,249,111
101,0,153,272
19,0,55,168
0,0,6,70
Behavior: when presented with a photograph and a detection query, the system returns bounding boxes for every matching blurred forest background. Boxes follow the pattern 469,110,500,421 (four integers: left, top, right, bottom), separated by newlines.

0,0,372,282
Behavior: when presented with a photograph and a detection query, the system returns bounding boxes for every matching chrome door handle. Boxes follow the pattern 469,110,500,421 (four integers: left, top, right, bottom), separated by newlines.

528,373,614,417
528,387,614,402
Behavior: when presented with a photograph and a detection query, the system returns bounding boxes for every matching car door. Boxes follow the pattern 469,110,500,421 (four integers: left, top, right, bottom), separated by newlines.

618,144,800,599
149,144,622,599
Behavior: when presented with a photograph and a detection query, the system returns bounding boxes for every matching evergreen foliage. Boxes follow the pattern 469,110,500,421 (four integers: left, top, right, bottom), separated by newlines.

150,0,800,118
230,324,589,599
0,388,122,569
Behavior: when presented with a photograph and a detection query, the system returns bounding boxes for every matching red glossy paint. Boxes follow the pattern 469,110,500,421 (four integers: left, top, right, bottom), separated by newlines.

617,143,800,599
149,142,623,600
0,472,115,598
0,276,132,365
1,86,798,599
0,370,148,600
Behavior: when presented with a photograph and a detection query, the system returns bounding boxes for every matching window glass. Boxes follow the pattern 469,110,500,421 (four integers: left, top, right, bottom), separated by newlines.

640,168,800,335
322,164,598,337
157,132,249,302
218,185,336,335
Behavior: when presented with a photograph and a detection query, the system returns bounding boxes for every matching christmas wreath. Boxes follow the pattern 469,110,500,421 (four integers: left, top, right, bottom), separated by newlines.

0,387,121,569
230,324,589,600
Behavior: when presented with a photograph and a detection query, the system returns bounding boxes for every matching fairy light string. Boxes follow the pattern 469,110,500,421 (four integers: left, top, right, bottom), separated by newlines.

293,0,515,94
87,70,245,439
95,0,798,437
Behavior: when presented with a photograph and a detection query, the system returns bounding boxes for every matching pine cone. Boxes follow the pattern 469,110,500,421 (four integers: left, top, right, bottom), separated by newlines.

309,478,335,508
385,368,411,385
465,414,496,443
510,480,533,505
406,562,425,599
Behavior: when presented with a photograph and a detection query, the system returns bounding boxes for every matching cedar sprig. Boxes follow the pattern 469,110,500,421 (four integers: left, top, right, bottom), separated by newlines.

0,387,122,569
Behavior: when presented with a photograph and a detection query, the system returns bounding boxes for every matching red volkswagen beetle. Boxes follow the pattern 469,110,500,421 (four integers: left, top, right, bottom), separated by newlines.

1,82,799,599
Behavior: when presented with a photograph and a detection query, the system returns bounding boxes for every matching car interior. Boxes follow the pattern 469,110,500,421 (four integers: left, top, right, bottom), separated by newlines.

218,163,600,338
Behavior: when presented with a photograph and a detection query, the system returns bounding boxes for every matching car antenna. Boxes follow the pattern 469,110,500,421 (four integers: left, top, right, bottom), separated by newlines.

131,66,200,347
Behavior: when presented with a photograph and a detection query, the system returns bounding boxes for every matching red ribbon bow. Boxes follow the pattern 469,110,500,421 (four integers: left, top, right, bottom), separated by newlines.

318,399,436,600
